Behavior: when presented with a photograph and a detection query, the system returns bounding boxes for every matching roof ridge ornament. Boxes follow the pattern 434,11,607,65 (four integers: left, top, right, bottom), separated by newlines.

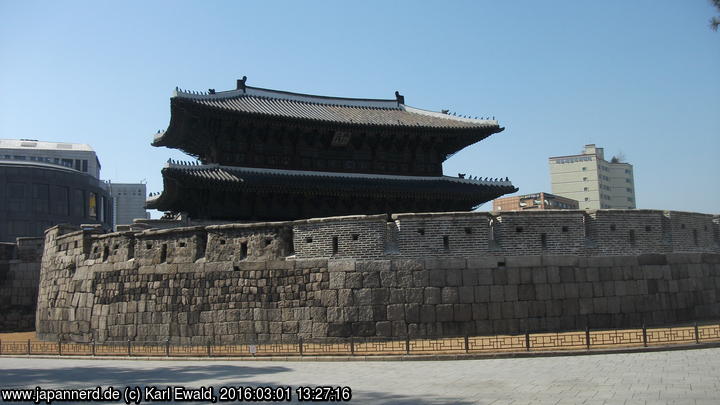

237,76,247,93
394,91,405,105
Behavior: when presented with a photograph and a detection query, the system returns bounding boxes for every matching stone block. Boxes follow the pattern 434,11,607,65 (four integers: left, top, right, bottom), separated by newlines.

462,269,478,285
405,303,420,323
532,268,547,284
518,284,535,301
536,284,551,300
474,285,490,302
441,287,459,304
477,269,493,285
389,288,406,304
506,256,542,267
375,321,392,337
578,283,594,298
327,322,351,337
542,256,579,266
352,321,376,336
358,306,373,322
436,304,454,322
467,256,499,269
488,302,503,320
357,260,391,272
490,285,504,302
329,272,345,289
387,304,405,321
638,254,667,266
426,257,465,269
362,272,380,288
371,288,390,305
406,288,424,303
396,271,414,288
458,286,474,303
445,269,462,286
328,259,355,272
420,305,436,323
353,289,372,306
412,270,429,287
296,258,328,269
471,303,488,320
321,290,338,306
327,307,343,322
492,269,508,285
503,285,518,301
338,289,353,306
454,304,472,322
344,272,363,289
310,307,327,322
428,269,445,287
391,259,424,271
424,287,441,304
379,271,397,287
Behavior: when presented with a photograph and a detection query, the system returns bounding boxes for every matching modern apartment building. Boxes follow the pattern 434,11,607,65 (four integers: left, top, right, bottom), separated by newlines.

109,183,149,228
549,144,636,210
493,192,579,212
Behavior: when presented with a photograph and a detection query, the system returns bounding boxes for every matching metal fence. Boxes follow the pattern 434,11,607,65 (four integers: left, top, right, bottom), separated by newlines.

2,322,719,358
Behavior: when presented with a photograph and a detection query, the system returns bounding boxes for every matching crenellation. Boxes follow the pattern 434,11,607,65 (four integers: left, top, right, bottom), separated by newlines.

33,210,720,343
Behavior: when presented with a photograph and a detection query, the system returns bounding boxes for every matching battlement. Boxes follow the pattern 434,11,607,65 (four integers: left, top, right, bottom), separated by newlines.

44,210,720,265
36,210,720,344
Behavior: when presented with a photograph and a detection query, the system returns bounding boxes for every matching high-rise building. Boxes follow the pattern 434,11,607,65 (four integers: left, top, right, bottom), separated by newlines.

109,183,148,229
0,139,112,242
0,139,101,179
492,192,579,212
549,144,636,210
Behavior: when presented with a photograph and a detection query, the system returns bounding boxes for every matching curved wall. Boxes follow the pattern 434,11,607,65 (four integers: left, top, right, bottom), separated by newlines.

0,161,112,242
36,210,720,343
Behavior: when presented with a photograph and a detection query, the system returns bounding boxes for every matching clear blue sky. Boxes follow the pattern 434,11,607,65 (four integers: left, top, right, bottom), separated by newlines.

1,1,718,216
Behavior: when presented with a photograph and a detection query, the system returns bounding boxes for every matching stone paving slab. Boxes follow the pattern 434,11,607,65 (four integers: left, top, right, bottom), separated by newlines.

1,348,719,404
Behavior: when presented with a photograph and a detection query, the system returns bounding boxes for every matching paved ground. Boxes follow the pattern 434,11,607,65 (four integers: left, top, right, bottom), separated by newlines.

1,348,718,404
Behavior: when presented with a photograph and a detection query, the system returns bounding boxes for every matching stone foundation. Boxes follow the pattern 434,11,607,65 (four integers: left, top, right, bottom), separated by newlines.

35,210,720,343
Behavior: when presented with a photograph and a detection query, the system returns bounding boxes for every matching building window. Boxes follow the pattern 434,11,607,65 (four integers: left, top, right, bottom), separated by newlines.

584,197,589,201
82,160,88,172
89,192,97,219
583,187,588,191
583,177,587,181
582,167,587,171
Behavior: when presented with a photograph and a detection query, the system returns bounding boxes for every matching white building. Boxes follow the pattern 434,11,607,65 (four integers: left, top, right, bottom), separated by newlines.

549,144,636,210
109,183,149,229
0,139,101,179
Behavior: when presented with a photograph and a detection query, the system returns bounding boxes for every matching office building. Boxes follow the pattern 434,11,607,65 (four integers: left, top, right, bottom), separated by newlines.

109,183,149,228
549,144,636,210
0,139,112,242
0,139,101,179
493,192,579,212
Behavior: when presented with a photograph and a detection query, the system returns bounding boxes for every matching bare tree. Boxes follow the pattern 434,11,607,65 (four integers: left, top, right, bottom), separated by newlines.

711,0,720,31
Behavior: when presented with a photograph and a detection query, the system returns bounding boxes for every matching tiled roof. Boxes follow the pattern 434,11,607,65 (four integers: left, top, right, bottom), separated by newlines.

147,162,516,209
169,85,501,130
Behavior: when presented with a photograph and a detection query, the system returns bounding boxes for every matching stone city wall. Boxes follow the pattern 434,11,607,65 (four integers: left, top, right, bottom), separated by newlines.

36,210,720,343
0,237,43,331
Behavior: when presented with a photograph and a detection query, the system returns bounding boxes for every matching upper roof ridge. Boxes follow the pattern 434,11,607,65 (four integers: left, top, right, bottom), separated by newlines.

173,84,402,110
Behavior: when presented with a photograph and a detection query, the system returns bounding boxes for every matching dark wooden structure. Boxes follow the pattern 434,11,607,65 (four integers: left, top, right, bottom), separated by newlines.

148,79,517,220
